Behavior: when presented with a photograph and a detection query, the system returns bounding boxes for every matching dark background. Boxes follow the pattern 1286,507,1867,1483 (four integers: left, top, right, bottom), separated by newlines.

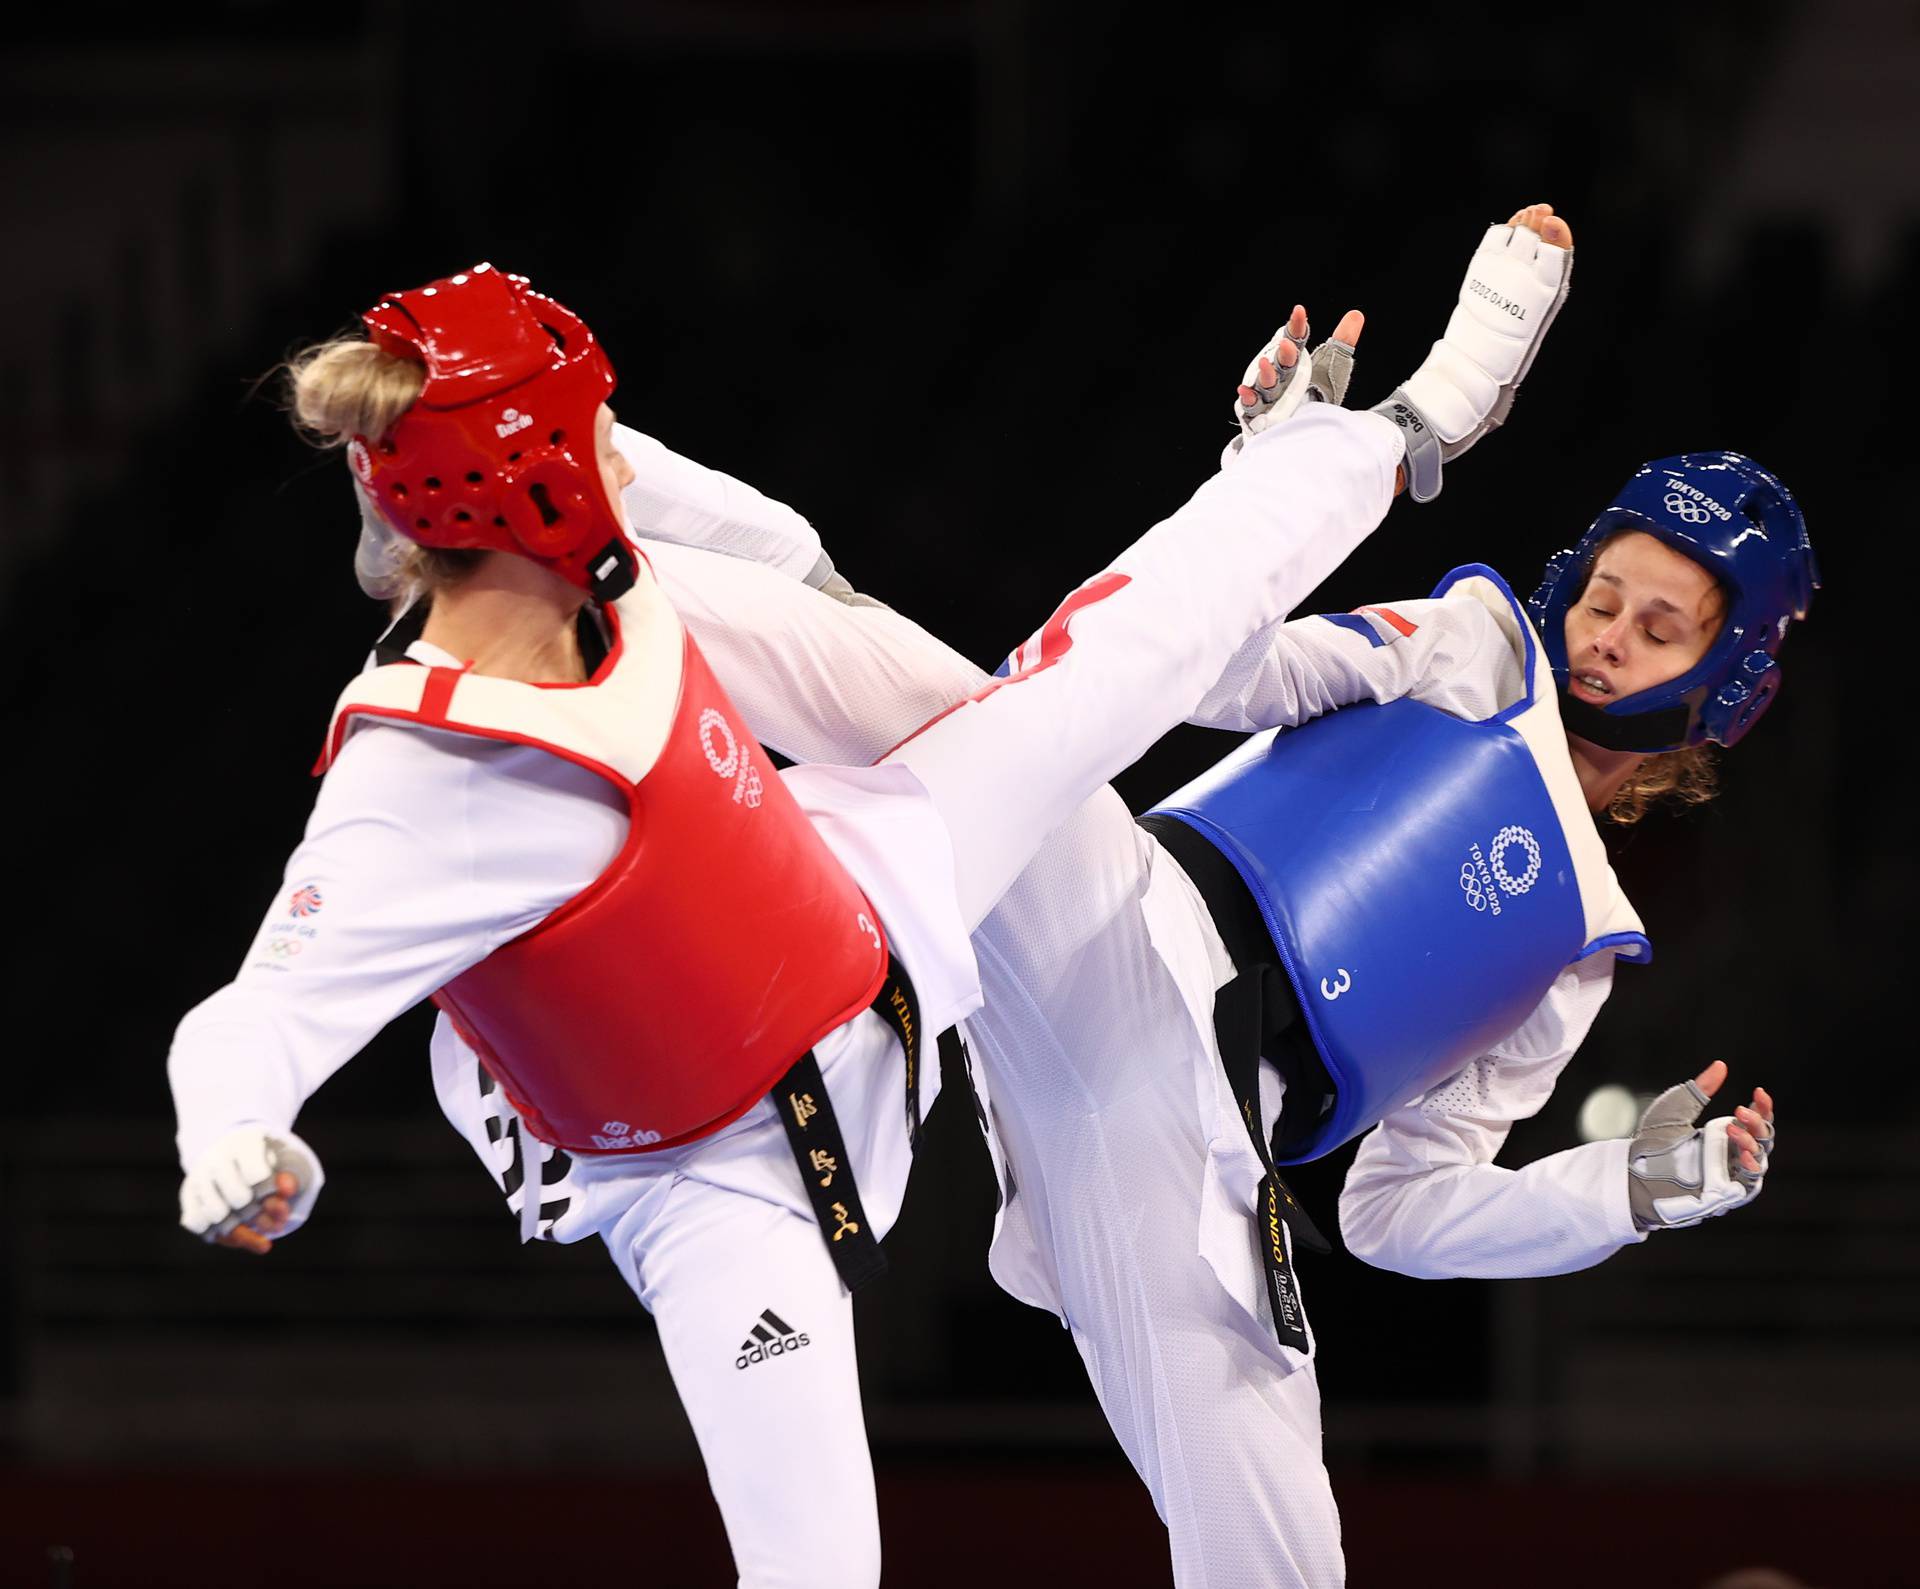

2,3,1914,1585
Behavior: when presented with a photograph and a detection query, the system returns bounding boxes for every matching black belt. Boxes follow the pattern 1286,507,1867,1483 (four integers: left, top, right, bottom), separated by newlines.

773,954,923,1293
1140,814,1332,1353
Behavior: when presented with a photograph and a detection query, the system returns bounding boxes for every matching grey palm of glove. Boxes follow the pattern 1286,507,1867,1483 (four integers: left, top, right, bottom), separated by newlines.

1627,1061,1776,1232
1224,305,1365,467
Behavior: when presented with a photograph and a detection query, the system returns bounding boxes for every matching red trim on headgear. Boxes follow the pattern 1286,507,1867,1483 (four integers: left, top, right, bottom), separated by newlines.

350,263,635,598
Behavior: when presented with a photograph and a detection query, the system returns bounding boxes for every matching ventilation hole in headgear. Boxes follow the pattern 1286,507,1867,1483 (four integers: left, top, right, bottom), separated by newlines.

493,515,509,528
549,429,565,447
415,517,430,530
391,484,408,500
465,470,484,484
453,510,472,523
528,483,564,528
507,451,521,463
424,476,442,490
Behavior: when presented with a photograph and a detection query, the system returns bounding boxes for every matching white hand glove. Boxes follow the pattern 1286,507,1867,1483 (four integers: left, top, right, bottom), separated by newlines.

1230,315,1313,439
1627,1078,1771,1232
1222,312,1363,468
179,1126,325,1244
1372,211,1572,501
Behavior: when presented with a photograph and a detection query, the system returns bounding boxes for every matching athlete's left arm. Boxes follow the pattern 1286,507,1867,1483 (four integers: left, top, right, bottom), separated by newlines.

1188,588,1522,734
1337,952,1649,1279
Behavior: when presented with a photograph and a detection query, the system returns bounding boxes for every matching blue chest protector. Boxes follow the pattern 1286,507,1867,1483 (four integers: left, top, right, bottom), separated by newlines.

1148,565,1650,1164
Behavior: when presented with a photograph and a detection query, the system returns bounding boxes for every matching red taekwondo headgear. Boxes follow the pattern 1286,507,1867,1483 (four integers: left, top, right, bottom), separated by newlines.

347,262,637,602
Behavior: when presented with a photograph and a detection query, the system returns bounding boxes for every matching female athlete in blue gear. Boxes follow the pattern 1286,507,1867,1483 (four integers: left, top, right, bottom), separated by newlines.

613,203,1806,1587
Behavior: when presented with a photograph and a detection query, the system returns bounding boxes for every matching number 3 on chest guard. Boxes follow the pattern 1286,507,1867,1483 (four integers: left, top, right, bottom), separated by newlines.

1319,968,1353,1001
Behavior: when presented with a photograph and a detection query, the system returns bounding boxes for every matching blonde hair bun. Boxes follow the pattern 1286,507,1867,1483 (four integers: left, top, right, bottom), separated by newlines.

287,337,424,449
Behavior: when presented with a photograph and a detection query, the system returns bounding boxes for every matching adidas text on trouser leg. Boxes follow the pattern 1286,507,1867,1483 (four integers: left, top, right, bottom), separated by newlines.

609,1175,880,1589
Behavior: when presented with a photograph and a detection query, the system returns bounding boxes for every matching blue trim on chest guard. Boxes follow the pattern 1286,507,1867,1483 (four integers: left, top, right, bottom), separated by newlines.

1577,930,1652,964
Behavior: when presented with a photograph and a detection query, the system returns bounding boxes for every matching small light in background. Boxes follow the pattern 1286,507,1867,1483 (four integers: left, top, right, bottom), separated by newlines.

1577,1084,1642,1142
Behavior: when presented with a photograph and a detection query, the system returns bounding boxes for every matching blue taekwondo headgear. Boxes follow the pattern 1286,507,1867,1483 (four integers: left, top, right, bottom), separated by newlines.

1527,452,1818,753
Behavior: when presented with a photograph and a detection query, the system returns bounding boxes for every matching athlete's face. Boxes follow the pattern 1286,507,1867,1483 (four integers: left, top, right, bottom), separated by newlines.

1563,531,1723,707
595,402,636,531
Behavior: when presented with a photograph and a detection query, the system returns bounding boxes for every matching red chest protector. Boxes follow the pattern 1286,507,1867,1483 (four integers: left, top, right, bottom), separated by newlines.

318,573,889,1155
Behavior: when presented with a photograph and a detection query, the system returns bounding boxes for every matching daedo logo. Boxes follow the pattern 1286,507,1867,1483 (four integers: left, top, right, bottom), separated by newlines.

591,1119,662,1151
494,407,534,441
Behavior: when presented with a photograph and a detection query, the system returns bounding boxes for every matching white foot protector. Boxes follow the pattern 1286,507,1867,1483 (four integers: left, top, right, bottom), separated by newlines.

1373,221,1573,501
179,1126,326,1243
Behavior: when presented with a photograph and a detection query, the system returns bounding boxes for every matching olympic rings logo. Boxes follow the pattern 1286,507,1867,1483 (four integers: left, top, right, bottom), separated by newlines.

1489,825,1542,896
1459,862,1490,911
1664,491,1711,524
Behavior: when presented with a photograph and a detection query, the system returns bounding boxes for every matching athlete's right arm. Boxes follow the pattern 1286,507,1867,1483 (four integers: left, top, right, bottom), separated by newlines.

614,423,836,588
168,726,603,1244
1187,589,1525,734
1337,953,1646,1279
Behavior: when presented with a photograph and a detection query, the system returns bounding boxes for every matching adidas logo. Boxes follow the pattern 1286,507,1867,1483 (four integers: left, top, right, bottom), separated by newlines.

734,1308,811,1371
